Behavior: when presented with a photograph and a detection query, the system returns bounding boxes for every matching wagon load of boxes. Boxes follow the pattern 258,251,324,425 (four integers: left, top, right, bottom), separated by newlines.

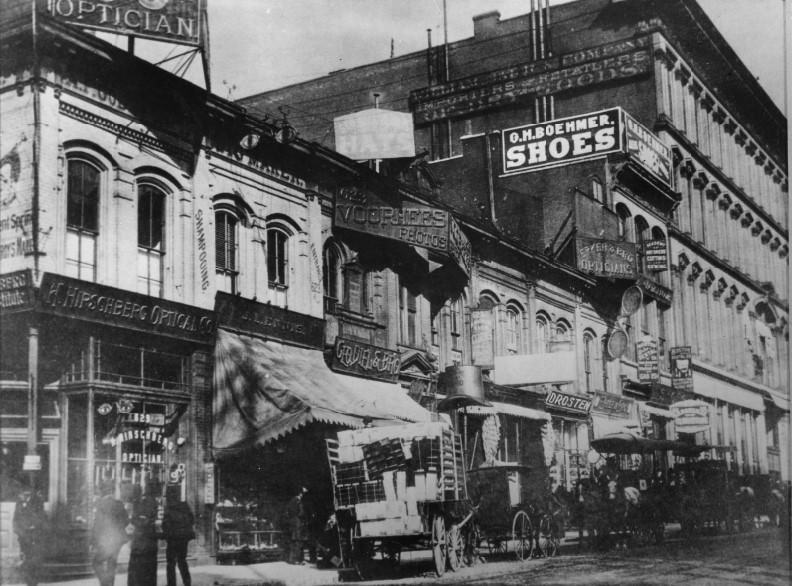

328,421,466,537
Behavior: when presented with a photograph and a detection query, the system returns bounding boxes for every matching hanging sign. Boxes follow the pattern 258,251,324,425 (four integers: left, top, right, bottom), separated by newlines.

607,329,629,359
502,108,622,175
0,270,34,313
545,389,592,417
575,237,637,279
644,240,668,272
670,400,709,434
23,455,41,471
591,391,633,418
670,346,693,392
623,111,672,186
50,0,205,47
636,337,659,383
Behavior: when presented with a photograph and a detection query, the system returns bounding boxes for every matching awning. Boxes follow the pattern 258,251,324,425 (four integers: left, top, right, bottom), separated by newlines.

464,401,550,421
213,329,431,457
763,391,789,413
590,414,641,438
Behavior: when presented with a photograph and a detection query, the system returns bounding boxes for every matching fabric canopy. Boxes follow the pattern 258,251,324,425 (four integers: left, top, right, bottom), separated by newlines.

213,329,431,457
465,401,550,421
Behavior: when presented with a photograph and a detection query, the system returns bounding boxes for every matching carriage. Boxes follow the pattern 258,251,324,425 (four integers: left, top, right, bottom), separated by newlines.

325,421,548,579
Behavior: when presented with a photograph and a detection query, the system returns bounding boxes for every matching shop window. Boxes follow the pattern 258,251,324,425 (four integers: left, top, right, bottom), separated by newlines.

215,209,239,294
137,180,166,297
94,340,186,390
0,442,49,502
552,319,572,352
66,157,100,281
267,226,290,288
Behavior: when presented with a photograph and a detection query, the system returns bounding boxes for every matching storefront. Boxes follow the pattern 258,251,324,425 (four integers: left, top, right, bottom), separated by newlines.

0,271,217,559
210,293,432,563
544,387,592,491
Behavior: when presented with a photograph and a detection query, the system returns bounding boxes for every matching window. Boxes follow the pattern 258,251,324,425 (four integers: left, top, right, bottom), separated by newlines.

215,210,239,293
400,285,417,346
583,331,595,392
536,312,550,352
616,203,632,241
267,227,289,287
635,216,651,274
591,177,604,203
66,158,100,280
450,297,463,350
323,241,343,312
505,303,522,354
137,181,166,297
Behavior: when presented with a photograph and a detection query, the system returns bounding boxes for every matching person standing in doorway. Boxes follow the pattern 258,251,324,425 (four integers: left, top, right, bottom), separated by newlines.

13,488,47,586
162,485,194,586
286,487,308,564
92,483,129,586
128,483,159,586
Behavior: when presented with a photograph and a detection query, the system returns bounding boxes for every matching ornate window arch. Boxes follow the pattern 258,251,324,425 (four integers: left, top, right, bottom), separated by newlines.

136,172,177,297
505,300,524,355
536,310,551,352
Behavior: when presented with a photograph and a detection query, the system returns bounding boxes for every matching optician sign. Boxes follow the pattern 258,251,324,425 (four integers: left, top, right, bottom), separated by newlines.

575,237,637,279
335,187,472,275
502,108,622,175
50,0,204,47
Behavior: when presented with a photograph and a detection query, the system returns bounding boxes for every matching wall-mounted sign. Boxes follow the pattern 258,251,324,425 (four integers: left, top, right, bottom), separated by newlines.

670,400,710,434
410,37,652,123
334,187,471,275
636,337,659,384
637,275,673,306
334,109,416,160
0,270,34,313
39,273,216,342
502,108,622,176
591,391,633,418
50,0,205,47
644,239,668,272
215,292,325,350
204,462,216,504
575,237,637,279
545,389,592,417
330,336,401,382
623,111,672,186
670,346,693,392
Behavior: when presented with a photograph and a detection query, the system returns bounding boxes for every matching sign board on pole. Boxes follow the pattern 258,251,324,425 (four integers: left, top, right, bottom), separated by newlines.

607,329,629,359
670,400,709,434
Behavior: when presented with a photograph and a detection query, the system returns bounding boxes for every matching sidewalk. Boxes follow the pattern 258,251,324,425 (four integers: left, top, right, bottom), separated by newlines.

2,560,340,586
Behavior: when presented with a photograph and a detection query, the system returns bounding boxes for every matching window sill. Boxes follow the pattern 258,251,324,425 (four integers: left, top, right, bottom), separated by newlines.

268,282,288,291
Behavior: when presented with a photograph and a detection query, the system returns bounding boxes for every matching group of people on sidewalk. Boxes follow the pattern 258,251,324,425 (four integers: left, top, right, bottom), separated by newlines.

13,482,195,586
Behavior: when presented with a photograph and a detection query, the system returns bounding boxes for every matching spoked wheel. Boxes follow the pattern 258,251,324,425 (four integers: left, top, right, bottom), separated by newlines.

487,538,507,555
446,524,464,571
512,510,533,561
537,517,558,558
431,514,447,577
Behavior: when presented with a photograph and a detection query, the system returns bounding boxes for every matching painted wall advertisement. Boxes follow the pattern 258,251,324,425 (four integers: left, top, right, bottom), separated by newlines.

49,0,205,47
636,337,659,383
575,237,637,279
334,186,472,275
670,346,693,392
502,108,622,175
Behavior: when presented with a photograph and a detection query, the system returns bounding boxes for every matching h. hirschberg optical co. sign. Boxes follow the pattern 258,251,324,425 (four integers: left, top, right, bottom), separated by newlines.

501,108,622,175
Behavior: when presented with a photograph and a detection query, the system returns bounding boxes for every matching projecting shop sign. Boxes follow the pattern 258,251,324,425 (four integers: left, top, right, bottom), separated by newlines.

575,237,637,279
50,0,204,46
623,111,672,186
545,389,592,417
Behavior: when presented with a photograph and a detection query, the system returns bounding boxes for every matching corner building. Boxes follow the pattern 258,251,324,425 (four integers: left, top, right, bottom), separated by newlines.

241,0,789,484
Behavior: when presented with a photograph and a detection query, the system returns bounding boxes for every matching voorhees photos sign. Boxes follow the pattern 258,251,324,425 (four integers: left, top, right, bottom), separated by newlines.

501,108,622,175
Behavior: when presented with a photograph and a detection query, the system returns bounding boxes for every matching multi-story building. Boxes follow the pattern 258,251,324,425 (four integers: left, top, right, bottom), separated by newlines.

241,0,789,483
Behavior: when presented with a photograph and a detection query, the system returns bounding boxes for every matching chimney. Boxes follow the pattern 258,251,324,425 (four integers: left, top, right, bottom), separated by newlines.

473,11,501,39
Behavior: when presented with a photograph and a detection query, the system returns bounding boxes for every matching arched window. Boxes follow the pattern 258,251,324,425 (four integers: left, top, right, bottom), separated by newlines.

137,179,167,296
323,240,343,310
215,208,240,294
635,215,651,273
553,318,573,352
267,225,290,287
591,177,604,203
450,296,463,350
66,157,101,280
536,311,550,353
583,330,597,393
616,203,632,241
506,302,523,355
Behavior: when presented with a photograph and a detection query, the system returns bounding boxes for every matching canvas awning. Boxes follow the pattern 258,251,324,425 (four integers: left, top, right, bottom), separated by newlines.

464,401,550,421
213,329,431,457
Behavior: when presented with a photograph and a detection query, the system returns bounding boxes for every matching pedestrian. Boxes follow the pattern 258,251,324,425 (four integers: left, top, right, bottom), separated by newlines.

92,483,129,586
162,485,194,586
285,486,308,564
13,488,47,586
128,483,159,586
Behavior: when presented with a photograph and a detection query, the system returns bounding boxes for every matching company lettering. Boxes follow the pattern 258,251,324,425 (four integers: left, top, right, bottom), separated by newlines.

334,340,400,376
545,390,592,414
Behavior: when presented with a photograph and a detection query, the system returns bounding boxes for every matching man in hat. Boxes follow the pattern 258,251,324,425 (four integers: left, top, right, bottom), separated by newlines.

285,487,308,564
92,482,129,586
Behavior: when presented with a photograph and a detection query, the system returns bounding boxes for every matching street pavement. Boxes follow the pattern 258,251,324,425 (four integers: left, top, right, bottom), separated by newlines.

4,526,789,586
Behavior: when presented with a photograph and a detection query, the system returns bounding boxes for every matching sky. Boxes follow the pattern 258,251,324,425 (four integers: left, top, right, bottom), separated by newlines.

105,0,786,114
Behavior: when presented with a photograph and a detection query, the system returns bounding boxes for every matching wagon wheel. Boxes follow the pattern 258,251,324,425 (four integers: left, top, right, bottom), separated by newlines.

512,510,533,561
446,524,464,571
431,514,447,577
381,540,401,566
537,516,558,558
